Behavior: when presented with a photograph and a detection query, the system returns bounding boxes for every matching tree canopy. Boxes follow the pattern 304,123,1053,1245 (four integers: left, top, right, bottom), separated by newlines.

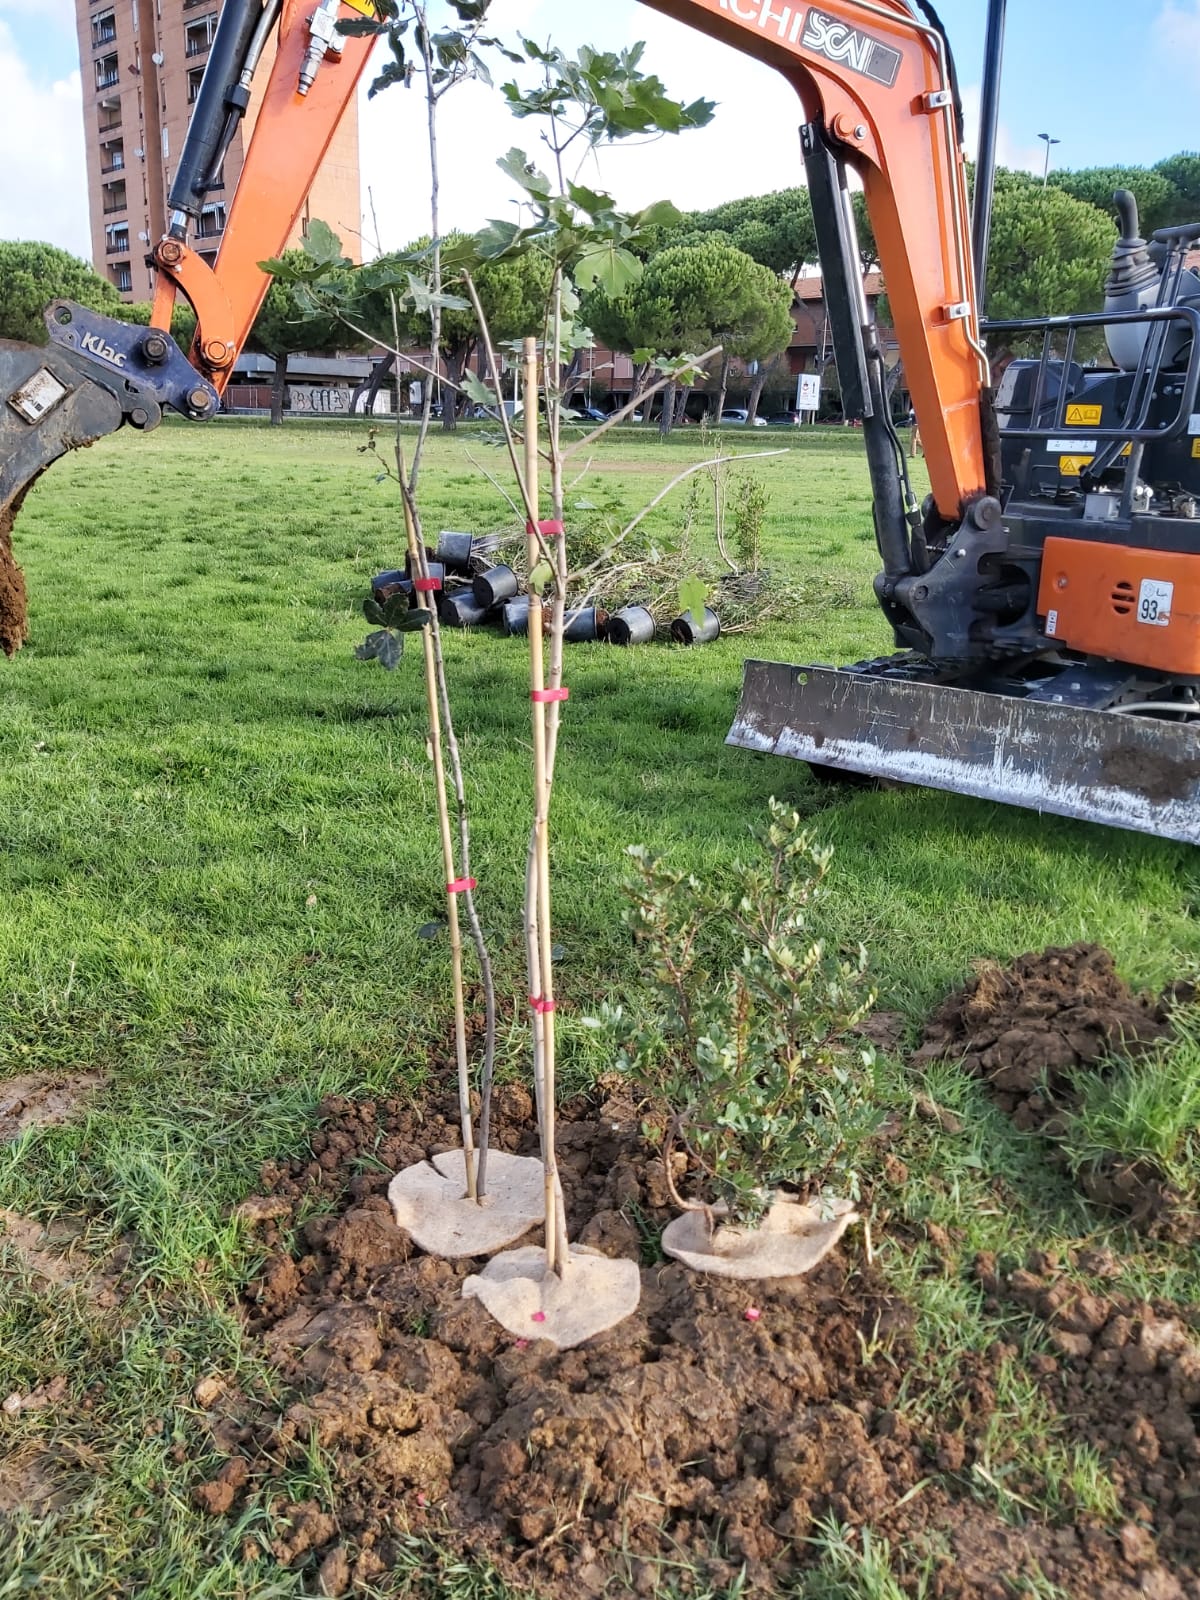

0,241,122,344
983,174,1116,330
1049,152,1200,238
353,237,551,426
679,189,817,282
588,239,792,360
248,250,353,425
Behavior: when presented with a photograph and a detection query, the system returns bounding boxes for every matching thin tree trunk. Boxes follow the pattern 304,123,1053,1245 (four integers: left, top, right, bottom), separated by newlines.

270,355,286,427
674,384,691,427
746,367,768,425
441,347,465,432
714,350,732,421
658,380,676,437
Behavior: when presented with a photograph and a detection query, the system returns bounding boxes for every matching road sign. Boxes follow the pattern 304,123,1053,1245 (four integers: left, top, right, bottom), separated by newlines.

796,372,821,413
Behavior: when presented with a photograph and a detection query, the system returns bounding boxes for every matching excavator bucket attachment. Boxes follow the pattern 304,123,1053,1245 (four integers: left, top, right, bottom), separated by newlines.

0,322,178,656
728,661,1200,846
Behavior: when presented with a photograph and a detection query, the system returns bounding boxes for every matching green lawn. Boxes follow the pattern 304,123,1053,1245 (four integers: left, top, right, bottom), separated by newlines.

1,418,1197,1596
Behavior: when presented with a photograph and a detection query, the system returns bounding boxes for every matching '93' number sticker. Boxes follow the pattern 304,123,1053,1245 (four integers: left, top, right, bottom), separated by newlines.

1138,579,1174,627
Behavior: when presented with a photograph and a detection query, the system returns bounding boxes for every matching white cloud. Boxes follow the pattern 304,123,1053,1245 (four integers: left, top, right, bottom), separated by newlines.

0,20,89,256
1154,0,1200,60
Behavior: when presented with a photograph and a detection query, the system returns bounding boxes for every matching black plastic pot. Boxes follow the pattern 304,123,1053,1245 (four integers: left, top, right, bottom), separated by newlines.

437,590,488,628
472,564,520,609
406,560,446,599
502,595,534,636
607,605,654,646
670,606,721,645
404,547,438,578
435,531,474,574
371,570,413,604
563,606,608,643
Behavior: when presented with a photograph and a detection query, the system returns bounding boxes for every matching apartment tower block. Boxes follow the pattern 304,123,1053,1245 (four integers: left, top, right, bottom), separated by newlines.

73,0,361,300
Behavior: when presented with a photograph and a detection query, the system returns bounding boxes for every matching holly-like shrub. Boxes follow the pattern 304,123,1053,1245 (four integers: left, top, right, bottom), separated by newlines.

601,800,884,1227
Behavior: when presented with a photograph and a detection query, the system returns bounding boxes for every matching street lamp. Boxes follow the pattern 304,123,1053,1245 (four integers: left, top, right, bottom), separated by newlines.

1038,132,1061,186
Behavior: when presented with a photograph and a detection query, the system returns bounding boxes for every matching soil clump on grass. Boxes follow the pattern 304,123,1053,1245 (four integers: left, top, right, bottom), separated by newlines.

913,943,1195,1238
0,1071,103,1144
206,1083,1199,1598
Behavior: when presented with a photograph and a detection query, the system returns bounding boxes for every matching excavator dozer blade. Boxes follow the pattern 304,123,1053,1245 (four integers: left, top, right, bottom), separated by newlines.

0,339,130,655
728,660,1200,846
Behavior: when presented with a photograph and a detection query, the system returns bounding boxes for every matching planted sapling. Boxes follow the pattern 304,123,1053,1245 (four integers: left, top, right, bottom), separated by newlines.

602,799,885,1277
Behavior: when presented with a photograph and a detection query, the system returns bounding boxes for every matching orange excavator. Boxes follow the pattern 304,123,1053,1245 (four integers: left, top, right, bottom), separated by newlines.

2,0,1198,842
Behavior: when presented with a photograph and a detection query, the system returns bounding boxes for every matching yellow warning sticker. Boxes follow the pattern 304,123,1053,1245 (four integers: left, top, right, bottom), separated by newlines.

341,0,380,16
1066,404,1103,427
1192,439,1200,459
1059,445,1133,476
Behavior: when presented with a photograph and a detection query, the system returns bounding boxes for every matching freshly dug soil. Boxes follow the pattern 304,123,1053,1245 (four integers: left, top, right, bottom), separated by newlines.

208,1084,1199,1598
913,943,1193,1236
976,1250,1200,1570
0,505,29,657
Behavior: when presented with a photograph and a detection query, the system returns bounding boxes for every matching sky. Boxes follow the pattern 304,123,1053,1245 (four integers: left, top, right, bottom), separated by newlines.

3,0,1200,261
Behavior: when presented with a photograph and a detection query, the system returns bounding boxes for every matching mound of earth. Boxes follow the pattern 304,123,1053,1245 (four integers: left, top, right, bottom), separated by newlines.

976,1249,1200,1568
198,1085,1199,1598
913,944,1170,1100
913,943,1193,1237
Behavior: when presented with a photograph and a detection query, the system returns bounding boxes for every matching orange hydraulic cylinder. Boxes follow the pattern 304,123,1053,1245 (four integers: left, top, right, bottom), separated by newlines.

1038,537,1200,676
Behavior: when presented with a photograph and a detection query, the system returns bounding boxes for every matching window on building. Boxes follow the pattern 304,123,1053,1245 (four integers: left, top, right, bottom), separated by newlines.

102,178,127,215
197,202,226,239
184,13,217,56
91,9,117,48
97,95,122,132
187,66,204,103
112,262,133,294
100,138,124,173
105,222,130,255
95,53,119,89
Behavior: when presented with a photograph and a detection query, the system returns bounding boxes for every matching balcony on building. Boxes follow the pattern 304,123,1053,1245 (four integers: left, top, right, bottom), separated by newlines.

91,8,117,49
111,263,133,294
185,13,217,57
97,95,122,133
196,202,226,240
105,222,130,256
100,138,124,175
95,53,119,91
187,66,205,104
102,178,127,216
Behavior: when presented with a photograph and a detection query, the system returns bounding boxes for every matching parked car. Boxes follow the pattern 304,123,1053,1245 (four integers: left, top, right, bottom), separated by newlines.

766,410,802,426
719,408,768,427
472,399,523,421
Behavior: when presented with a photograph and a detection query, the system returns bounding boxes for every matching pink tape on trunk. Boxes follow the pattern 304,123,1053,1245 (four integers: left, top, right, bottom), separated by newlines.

527,519,565,537
531,687,569,705
446,877,477,895
414,576,442,593
529,996,557,1015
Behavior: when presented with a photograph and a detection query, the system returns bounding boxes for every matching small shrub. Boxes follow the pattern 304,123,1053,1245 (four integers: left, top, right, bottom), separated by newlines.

731,472,768,573
599,800,884,1227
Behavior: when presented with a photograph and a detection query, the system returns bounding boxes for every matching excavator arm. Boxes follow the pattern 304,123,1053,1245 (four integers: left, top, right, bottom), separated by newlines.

0,0,379,652
640,0,992,527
